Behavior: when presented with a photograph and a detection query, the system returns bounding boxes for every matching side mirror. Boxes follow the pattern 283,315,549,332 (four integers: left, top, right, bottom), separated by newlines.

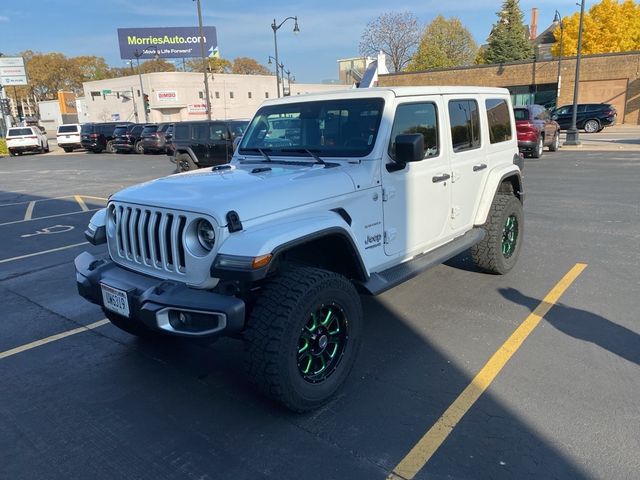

551,115,558,120
395,134,424,164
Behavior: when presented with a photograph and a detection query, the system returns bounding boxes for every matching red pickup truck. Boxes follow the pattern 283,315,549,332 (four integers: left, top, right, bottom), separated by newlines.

514,105,561,158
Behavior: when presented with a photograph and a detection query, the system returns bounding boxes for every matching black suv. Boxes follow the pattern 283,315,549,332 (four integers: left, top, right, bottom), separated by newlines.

551,103,617,133
172,120,248,171
140,123,173,154
112,124,145,154
81,122,133,153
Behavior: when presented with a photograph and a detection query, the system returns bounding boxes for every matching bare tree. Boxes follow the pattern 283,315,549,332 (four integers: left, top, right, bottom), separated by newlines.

359,11,421,72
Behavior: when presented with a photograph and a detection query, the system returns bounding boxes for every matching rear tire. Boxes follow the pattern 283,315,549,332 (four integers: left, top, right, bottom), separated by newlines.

176,153,197,172
106,140,116,153
530,136,544,158
471,194,524,275
45,142,50,153
583,119,600,133
135,141,144,154
549,132,560,152
244,266,363,412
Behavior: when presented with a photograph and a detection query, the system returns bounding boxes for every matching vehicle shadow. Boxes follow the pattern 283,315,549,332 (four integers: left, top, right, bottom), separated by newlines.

499,287,639,367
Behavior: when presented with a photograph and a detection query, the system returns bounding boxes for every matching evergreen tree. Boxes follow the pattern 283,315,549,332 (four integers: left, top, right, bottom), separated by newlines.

484,0,533,64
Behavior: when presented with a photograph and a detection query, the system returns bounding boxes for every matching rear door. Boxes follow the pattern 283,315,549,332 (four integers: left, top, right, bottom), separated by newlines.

190,123,208,162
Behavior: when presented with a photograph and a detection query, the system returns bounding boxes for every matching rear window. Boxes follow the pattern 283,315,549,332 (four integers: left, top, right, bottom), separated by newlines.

113,126,129,136
142,125,158,135
513,108,530,121
81,124,95,134
58,125,79,134
8,128,33,136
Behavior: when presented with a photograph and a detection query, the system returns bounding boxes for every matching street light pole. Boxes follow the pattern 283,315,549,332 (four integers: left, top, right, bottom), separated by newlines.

133,50,149,123
271,16,299,98
553,10,564,106
194,0,212,120
268,56,285,95
565,0,586,146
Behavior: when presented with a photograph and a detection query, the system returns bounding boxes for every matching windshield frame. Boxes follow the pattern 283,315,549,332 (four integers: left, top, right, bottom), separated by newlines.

238,98,385,159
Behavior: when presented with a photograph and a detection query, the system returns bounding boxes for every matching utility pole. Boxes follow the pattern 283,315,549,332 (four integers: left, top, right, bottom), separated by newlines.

130,88,139,123
194,0,212,120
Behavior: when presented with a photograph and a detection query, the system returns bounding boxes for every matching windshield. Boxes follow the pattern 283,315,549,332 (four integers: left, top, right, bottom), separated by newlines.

113,126,129,136
239,98,384,157
58,125,79,133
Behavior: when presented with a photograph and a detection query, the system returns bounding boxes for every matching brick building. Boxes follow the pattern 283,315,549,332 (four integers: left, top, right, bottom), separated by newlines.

379,51,640,125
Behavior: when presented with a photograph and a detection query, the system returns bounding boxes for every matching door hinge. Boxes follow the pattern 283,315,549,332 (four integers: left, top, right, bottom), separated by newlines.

382,187,396,202
384,229,397,244
451,206,461,219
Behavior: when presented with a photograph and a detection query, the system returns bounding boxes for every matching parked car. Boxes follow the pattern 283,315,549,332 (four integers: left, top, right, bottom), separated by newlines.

513,104,561,158
81,122,131,153
76,87,524,412
164,124,175,156
140,123,173,154
171,119,248,171
551,103,617,133
6,126,50,156
56,124,82,152
112,124,145,154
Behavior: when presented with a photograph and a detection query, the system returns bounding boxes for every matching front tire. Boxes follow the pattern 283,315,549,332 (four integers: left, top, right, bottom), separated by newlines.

135,141,144,154
245,266,363,412
471,194,524,275
549,132,560,152
106,140,116,154
583,119,600,133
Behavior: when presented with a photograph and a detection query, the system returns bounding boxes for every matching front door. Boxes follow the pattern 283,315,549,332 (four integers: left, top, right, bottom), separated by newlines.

207,122,233,165
382,99,451,257
190,122,209,162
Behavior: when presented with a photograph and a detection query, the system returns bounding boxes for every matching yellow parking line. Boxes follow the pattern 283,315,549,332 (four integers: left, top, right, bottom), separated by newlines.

0,208,100,227
388,263,588,480
23,201,36,221
0,242,89,265
74,195,89,212
0,319,110,360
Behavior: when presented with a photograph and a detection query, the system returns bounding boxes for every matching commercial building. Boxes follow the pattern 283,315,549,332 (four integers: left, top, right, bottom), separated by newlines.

82,72,343,124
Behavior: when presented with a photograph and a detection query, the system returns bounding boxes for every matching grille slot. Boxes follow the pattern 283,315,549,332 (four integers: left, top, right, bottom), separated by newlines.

111,204,188,275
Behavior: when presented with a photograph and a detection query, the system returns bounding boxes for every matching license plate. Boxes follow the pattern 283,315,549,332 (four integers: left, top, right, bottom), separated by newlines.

65,135,71,138
101,284,130,318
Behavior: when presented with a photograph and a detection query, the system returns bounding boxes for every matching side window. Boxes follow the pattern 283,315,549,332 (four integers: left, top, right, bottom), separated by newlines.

210,123,226,141
448,99,480,152
192,124,208,141
388,102,439,160
485,99,513,144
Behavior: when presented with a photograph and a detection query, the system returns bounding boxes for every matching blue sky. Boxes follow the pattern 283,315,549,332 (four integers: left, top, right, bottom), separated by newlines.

0,0,595,83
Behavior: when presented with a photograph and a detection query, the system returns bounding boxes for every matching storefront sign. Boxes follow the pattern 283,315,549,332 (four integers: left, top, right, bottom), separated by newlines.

157,90,178,103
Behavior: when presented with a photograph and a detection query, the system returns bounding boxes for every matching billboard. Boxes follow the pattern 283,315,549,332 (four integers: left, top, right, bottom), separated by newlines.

0,57,28,86
117,27,217,60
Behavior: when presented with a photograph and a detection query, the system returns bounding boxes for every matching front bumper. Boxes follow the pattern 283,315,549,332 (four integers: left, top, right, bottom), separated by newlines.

75,251,245,338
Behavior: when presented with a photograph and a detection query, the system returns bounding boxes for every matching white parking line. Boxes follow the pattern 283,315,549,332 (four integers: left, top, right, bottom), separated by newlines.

0,319,110,360
0,208,100,227
24,201,36,221
0,242,89,265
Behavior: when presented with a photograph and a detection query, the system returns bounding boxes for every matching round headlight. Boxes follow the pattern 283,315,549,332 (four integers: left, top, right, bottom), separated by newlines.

196,219,215,251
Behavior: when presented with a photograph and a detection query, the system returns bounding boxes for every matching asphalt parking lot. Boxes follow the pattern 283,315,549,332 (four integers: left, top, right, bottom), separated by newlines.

1,143,639,479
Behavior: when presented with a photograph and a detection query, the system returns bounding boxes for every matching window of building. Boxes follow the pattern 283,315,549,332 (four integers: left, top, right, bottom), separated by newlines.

215,91,220,99
230,91,234,99
448,99,481,152
265,92,269,99
199,91,204,99
485,99,512,144
388,102,439,160
248,91,252,99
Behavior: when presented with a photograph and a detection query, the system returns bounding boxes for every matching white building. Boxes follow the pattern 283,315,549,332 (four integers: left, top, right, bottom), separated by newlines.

82,72,343,124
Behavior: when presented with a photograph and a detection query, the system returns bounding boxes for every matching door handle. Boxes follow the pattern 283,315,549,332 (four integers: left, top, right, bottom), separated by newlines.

473,163,487,172
432,173,451,183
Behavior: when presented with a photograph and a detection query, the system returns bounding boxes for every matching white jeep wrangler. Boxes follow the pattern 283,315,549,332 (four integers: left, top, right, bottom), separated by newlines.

76,87,524,412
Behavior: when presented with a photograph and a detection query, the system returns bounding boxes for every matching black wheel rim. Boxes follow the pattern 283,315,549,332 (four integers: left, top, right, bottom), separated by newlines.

502,214,519,258
297,303,348,384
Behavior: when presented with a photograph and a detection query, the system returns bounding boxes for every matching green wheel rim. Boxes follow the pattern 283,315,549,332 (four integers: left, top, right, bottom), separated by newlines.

297,303,348,384
502,214,519,258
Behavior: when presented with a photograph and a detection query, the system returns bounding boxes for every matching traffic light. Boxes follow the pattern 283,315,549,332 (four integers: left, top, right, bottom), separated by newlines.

143,93,150,113
0,98,10,115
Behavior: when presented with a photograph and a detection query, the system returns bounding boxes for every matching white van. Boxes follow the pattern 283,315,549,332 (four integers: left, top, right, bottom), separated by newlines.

6,126,50,156
56,124,82,152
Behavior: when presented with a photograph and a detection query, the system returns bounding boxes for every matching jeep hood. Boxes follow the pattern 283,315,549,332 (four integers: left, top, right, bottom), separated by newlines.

110,163,356,225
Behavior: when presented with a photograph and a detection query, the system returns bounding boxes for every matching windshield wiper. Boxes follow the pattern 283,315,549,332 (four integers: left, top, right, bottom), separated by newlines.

238,147,272,162
281,148,336,167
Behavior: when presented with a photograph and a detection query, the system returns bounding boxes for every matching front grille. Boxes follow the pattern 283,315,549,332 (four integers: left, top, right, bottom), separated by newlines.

113,204,187,274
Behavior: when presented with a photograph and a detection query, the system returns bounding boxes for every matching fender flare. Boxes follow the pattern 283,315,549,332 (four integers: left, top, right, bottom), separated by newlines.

474,165,523,226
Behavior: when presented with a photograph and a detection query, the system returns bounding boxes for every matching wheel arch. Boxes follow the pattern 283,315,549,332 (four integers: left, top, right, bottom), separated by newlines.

474,167,523,226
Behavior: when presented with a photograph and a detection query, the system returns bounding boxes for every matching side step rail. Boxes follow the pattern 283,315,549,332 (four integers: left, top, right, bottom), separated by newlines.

357,228,485,295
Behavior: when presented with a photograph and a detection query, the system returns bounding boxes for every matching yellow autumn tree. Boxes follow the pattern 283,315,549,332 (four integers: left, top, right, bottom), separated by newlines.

553,0,640,56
